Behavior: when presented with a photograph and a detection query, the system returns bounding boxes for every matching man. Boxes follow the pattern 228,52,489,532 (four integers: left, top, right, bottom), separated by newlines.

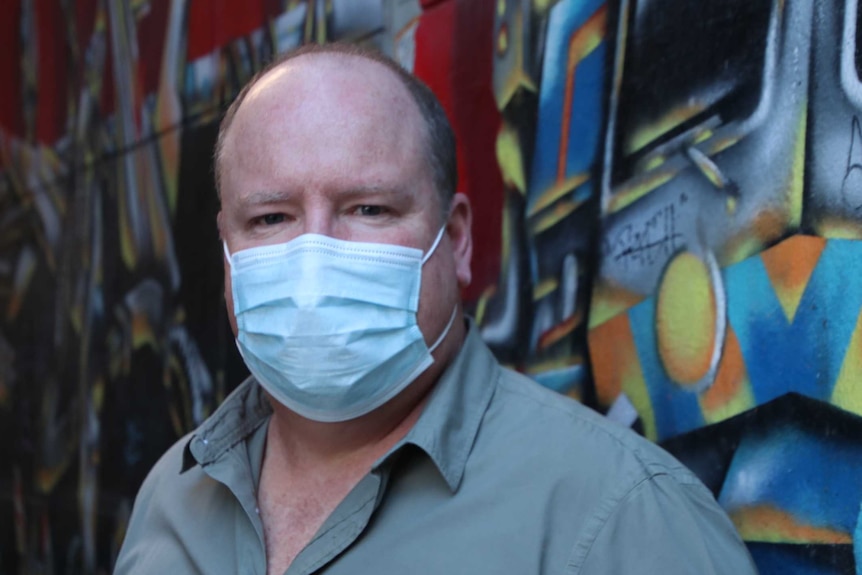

115,44,756,574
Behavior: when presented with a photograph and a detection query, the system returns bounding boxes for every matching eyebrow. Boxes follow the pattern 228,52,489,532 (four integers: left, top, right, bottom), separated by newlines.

336,186,404,200
238,185,409,208
239,189,297,206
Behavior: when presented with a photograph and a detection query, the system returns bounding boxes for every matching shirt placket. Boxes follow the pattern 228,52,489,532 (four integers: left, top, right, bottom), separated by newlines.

200,444,268,575
286,471,385,575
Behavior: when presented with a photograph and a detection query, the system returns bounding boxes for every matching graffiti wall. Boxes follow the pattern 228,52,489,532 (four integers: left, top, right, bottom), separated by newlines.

588,0,862,572
3,0,861,574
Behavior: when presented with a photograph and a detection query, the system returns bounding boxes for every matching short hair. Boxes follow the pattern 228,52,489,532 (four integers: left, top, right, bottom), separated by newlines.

213,43,457,216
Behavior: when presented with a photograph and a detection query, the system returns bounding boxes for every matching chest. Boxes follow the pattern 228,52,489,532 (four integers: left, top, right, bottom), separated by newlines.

132,453,572,575
257,454,377,575
259,488,336,575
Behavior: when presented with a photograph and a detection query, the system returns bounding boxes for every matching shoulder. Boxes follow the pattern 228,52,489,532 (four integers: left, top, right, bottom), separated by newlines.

486,366,698,485
113,433,209,573
120,430,218,532
132,431,203,505
474,367,755,574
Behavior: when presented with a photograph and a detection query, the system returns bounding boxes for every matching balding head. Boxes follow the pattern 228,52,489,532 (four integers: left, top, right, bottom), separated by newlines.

214,43,457,217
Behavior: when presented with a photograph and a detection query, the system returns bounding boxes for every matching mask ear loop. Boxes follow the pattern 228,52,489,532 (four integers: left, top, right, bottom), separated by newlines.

421,225,458,354
223,242,234,269
428,306,459,354
421,226,447,265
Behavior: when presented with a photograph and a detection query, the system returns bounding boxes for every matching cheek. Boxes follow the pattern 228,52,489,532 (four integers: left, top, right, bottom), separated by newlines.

416,252,458,338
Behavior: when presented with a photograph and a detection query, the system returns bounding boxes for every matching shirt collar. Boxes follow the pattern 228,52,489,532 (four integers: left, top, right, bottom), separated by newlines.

377,320,499,492
182,377,272,472
183,319,499,492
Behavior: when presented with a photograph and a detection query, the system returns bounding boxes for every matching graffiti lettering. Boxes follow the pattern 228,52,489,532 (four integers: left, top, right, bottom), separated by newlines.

606,203,682,269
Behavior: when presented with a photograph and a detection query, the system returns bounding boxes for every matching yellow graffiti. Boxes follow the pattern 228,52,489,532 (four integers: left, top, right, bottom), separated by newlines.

131,310,158,351
815,216,862,239
655,252,716,386
787,107,807,229
496,122,527,193
607,169,675,213
528,172,589,216
531,198,583,234
532,0,556,13
726,196,738,214
703,133,741,156
693,128,714,144
588,279,645,328
525,355,583,376
831,309,862,418
625,103,707,156
642,153,666,172
686,148,726,190
719,208,788,267
497,22,509,55
588,312,657,439
495,10,537,110
533,277,558,301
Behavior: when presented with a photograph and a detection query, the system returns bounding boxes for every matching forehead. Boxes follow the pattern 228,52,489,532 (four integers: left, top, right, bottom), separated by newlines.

235,54,423,145
219,54,434,198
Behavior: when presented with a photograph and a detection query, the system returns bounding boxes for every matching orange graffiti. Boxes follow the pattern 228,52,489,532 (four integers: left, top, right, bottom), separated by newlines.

558,5,607,182
701,326,746,412
730,504,851,544
760,235,826,323
538,308,583,350
588,312,638,406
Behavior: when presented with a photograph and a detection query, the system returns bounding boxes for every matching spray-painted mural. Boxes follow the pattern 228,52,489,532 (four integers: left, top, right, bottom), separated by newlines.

3,0,862,573
587,0,862,572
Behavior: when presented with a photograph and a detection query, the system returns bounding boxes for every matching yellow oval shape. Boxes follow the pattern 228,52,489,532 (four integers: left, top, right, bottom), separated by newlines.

656,252,716,387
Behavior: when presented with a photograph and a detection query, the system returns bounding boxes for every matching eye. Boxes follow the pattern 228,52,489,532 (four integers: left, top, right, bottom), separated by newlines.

355,205,388,216
260,213,286,225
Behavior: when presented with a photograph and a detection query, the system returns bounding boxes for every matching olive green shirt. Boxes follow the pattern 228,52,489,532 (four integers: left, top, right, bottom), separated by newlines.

114,324,756,574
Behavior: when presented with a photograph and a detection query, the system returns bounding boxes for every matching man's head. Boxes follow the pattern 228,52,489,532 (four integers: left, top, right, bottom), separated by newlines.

214,43,457,220
216,44,473,392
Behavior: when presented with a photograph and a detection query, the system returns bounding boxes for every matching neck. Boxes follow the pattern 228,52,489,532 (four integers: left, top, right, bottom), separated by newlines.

265,316,466,474
266,385,428,473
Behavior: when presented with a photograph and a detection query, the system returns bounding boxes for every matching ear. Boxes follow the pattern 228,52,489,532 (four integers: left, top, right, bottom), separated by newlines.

446,193,473,288
217,210,225,240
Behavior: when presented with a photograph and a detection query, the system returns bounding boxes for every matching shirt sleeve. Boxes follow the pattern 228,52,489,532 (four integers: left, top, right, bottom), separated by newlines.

572,472,758,575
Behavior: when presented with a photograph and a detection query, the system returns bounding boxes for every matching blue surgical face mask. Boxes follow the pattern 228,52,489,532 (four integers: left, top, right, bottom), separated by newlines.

223,227,457,422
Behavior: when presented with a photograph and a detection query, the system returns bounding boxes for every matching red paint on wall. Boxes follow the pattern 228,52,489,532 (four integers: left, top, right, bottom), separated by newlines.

35,0,68,144
414,2,456,119
452,0,502,303
187,0,265,61
0,0,23,137
414,0,502,302
138,0,172,96
75,0,99,57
